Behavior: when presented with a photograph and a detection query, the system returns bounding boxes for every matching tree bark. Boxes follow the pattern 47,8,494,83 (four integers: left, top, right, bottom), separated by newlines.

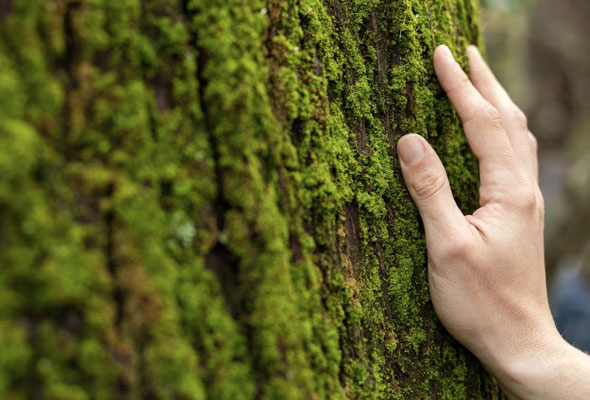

0,0,501,398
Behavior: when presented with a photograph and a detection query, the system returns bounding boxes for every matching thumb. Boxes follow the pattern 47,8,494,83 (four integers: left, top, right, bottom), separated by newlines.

397,134,467,238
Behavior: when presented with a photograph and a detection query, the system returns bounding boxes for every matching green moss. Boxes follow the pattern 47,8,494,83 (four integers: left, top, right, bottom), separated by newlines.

0,0,499,398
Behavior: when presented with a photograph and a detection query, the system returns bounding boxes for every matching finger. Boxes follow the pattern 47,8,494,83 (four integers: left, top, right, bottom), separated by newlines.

467,45,536,179
434,45,520,203
398,134,469,240
465,45,513,110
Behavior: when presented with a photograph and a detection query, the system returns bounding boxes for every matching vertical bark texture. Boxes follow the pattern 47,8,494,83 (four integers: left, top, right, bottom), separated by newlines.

0,0,501,398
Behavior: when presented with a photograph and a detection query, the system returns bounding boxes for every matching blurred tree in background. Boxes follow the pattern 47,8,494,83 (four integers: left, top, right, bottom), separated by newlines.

0,0,502,399
481,0,529,13
528,0,590,278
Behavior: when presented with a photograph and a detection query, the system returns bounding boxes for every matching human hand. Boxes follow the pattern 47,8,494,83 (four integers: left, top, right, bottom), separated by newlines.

397,45,590,399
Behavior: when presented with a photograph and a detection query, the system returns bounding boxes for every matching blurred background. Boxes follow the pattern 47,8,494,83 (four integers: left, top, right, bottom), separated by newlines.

482,0,590,351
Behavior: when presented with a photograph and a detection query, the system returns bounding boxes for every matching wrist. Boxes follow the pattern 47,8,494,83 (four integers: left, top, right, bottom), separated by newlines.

465,310,562,398
489,330,587,399
498,331,566,393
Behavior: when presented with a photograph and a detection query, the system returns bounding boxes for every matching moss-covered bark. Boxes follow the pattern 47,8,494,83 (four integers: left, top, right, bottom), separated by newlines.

0,0,501,398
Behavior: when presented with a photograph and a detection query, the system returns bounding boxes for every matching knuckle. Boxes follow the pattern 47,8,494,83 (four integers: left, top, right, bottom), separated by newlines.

463,103,504,132
511,106,528,130
480,104,504,130
528,132,538,153
412,171,446,201
518,188,537,211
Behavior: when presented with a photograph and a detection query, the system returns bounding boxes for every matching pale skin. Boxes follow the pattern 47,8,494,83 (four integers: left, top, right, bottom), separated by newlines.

397,45,590,399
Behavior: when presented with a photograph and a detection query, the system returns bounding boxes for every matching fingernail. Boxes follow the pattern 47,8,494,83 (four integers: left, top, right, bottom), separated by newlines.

398,135,424,166
439,44,454,61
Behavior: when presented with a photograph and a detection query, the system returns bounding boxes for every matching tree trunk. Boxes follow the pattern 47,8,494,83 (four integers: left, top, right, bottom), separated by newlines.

0,0,501,398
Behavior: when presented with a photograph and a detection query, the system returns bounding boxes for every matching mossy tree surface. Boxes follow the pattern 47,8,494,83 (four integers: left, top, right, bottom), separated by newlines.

0,0,501,398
